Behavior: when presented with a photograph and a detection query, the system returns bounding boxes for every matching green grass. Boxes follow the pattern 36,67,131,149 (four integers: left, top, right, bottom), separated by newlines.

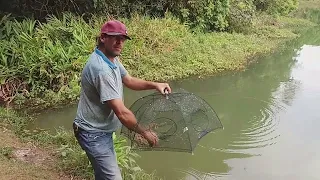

0,12,316,110
0,146,14,159
292,0,320,23
298,0,320,9
117,14,315,81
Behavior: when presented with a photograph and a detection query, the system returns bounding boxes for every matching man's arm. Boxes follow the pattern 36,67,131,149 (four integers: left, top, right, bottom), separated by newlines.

122,74,156,90
122,74,171,93
106,98,158,146
107,98,144,133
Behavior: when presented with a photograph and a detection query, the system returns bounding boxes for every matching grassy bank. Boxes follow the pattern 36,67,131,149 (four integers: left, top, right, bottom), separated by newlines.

0,12,316,111
294,0,320,23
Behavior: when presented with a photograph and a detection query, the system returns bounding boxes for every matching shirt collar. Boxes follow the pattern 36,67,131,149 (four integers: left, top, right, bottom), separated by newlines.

94,47,117,69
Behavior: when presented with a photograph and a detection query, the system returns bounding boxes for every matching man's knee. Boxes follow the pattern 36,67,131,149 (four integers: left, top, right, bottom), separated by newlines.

93,154,122,180
79,131,122,180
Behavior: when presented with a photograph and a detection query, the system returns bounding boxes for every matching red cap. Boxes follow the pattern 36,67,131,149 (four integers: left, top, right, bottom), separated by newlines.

100,20,131,40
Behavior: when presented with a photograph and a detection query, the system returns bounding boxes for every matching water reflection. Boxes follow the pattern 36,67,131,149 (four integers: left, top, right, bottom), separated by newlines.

177,43,320,179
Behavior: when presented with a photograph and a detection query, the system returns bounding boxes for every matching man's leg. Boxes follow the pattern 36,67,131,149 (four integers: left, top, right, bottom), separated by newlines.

74,125,122,180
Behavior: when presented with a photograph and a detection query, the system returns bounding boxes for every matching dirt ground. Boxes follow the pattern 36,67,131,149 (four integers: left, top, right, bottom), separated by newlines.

0,125,80,180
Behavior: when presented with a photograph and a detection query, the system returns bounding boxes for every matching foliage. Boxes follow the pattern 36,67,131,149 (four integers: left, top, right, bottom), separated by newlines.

0,13,95,91
297,0,320,10
0,12,316,109
0,146,14,158
296,8,320,24
254,0,299,15
248,12,315,39
290,0,320,24
228,0,256,33
0,13,100,109
0,0,95,20
0,0,304,33
0,0,230,32
173,0,230,32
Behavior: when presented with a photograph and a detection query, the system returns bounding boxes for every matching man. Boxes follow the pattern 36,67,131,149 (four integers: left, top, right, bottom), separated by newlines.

73,20,171,180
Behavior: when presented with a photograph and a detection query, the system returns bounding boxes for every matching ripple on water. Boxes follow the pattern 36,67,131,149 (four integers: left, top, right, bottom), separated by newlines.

239,101,284,150
210,95,287,155
177,168,230,180
177,45,319,178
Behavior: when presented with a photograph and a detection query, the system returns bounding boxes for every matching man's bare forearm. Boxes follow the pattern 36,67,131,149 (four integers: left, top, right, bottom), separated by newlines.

117,108,146,134
124,76,157,91
107,99,147,135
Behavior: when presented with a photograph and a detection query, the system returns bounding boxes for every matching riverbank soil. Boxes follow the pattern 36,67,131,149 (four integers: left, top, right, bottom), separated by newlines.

0,125,79,180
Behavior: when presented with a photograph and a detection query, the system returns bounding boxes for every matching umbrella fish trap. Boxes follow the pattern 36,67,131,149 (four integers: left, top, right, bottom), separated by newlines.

121,89,223,153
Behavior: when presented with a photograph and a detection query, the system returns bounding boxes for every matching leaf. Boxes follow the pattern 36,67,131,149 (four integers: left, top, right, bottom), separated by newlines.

132,166,142,172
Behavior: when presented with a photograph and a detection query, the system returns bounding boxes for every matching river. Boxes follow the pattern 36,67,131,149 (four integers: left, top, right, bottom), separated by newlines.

31,26,320,180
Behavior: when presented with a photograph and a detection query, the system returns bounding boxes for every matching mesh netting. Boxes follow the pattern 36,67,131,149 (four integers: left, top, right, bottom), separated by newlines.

120,88,223,153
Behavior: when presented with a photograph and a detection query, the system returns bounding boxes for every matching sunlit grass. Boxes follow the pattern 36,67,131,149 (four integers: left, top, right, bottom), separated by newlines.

298,0,320,9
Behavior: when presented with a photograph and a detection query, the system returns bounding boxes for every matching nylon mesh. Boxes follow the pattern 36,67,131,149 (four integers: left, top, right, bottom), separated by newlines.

120,88,223,153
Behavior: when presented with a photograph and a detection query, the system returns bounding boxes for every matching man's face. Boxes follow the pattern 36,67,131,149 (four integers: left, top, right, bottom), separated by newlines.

100,34,127,57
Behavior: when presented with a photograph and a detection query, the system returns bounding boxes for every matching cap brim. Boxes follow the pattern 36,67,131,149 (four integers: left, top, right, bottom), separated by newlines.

104,32,131,40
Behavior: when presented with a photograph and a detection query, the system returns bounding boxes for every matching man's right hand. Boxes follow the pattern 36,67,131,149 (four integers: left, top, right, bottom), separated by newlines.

141,131,159,147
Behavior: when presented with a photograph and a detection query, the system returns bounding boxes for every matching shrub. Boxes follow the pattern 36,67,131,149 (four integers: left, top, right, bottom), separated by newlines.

0,0,231,32
0,13,100,107
254,0,299,15
228,0,256,33
176,0,230,32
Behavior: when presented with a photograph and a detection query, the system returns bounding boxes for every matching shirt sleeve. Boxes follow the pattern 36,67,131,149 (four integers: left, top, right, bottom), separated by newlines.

118,62,128,78
94,72,121,104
